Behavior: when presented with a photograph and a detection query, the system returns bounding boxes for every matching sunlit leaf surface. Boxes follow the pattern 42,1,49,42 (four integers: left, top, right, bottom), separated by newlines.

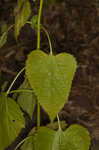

26,50,77,121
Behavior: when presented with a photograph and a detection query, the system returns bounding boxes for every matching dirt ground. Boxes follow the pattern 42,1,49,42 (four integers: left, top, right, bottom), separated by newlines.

0,0,99,149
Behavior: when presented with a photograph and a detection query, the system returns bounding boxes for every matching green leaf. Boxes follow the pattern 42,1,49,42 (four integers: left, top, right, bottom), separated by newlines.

15,0,31,38
30,15,38,29
34,127,55,150
34,125,91,150
0,32,7,48
17,79,36,119
26,50,77,121
64,124,91,150
52,129,66,150
0,93,25,150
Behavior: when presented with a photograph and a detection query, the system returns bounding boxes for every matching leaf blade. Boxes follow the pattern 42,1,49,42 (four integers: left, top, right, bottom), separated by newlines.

34,125,91,150
17,79,36,119
26,50,77,121
0,93,25,150
15,0,31,38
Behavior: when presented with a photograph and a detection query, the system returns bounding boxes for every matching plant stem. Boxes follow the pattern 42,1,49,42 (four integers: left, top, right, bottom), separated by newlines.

41,25,53,55
6,67,25,95
8,89,33,94
27,22,53,54
37,102,40,129
37,0,44,50
14,135,33,150
36,0,44,130
57,114,62,131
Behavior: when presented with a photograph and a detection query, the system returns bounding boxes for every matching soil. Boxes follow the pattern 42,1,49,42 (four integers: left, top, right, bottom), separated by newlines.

0,0,99,149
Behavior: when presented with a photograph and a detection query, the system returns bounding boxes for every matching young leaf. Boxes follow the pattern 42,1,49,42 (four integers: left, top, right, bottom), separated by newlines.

15,0,31,38
17,79,36,120
0,93,25,150
34,125,90,150
30,15,38,29
0,32,7,48
26,50,77,121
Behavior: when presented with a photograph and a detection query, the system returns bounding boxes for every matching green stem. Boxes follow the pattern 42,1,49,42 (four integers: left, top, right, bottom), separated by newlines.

14,136,33,150
41,25,53,55
6,68,25,95
36,0,44,130
37,102,40,129
37,0,44,50
57,114,61,131
8,89,33,94
27,22,53,54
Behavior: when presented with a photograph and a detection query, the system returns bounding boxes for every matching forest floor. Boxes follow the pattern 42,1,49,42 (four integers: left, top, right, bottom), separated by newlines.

0,0,99,149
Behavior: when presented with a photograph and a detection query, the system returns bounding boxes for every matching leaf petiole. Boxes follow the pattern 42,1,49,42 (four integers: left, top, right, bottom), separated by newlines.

14,135,33,150
6,67,25,95
57,114,62,131
8,89,33,95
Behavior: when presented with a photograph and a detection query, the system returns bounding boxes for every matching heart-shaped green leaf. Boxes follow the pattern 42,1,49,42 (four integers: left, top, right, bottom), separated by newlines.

34,125,90,150
0,93,25,150
26,50,77,121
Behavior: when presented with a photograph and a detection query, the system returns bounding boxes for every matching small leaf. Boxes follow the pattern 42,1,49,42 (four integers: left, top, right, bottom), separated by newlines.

17,79,36,119
34,125,91,150
0,32,7,48
0,93,25,150
15,0,31,38
30,15,38,29
26,50,77,121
